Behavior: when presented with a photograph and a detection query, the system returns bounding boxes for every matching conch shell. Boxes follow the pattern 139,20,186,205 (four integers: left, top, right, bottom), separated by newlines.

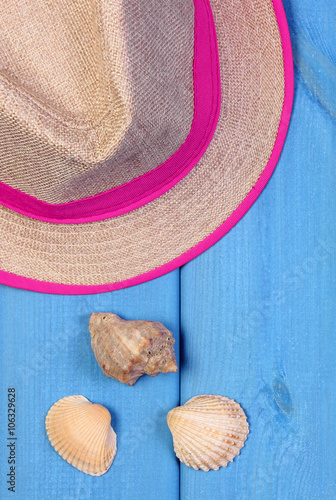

89,313,178,386
167,395,249,471
45,395,117,476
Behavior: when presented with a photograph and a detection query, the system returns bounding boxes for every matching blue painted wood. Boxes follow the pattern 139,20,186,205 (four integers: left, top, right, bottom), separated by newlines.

1,2,335,500
179,0,336,497
0,273,180,500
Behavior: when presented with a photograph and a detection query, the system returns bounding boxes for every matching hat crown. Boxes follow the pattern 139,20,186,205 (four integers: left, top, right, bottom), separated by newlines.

0,0,194,203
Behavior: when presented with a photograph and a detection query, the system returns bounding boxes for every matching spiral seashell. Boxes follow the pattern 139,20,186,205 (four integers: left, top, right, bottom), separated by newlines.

89,313,178,386
167,395,249,471
45,395,117,476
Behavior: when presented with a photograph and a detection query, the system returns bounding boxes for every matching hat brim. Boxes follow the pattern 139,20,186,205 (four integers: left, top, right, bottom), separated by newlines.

0,0,293,294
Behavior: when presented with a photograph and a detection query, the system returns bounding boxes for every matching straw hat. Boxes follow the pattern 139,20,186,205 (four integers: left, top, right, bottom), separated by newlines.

0,0,293,294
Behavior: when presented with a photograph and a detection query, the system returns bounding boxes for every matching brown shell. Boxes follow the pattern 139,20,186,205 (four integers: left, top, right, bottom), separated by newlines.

45,395,117,476
167,395,249,471
89,313,178,386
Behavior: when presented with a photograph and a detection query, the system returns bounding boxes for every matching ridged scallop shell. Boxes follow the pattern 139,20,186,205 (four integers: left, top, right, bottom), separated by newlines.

45,395,117,476
167,395,249,471
89,313,178,386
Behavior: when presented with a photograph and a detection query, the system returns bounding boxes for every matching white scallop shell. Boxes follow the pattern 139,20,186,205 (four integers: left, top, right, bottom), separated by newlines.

167,395,249,471
45,395,117,476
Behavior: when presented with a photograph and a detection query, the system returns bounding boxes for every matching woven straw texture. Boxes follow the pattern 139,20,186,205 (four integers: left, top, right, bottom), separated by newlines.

0,0,285,287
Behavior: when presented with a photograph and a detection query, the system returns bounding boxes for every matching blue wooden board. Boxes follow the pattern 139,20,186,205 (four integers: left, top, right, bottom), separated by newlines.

0,0,335,499
180,0,336,496
0,274,180,500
